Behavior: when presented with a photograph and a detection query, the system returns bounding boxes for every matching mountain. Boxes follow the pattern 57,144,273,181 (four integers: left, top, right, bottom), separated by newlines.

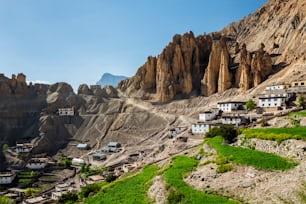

119,0,305,102
96,73,128,87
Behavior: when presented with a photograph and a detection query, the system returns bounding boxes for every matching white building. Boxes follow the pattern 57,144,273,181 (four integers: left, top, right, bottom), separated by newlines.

168,127,187,138
71,158,85,166
221,115,245,126
191,123,219,134
26,158,48,170
265,85,285,91
199,109,219,122
258,96,287,108
16,143,33,154
51,191,65,201
77,143,89,150
0,172,16,184
58,108,74,116
217,101,245,112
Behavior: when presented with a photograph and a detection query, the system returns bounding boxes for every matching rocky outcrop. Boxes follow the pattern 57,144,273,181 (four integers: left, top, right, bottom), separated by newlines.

251,44,273,86
238,44,252,90
201,37,231,96
119,32,212,102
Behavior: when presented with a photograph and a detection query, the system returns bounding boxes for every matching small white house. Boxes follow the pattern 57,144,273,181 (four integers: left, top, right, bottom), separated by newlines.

191,123,219,134
0,172,16,184
16,143,33,154
168,127,187,138
221,115,245,126
108,142,121,148
217,101,245,112
258,96,287,108
58,108,74,116
92,153,107,161
265,85,285,91
77,143,89,150
55,183,71,192
71,158,85,166
52,191,65,201
199,110,218,122
26,158,48,170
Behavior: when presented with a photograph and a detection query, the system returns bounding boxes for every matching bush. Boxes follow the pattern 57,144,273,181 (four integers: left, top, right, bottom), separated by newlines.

24,188,40,196
167,188,184,204
246,99,256,111
217,164,233,173
260,119,269,127
105,174,117,183
298,95,305,109
58,192,78,204
2,144,9,151
80,183,102,198
206,125,238,143
0,196,15,204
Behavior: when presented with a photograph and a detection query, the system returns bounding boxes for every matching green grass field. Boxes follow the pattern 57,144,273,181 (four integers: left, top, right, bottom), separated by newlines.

85,165,158,204
289,110,306,117
207,136,296,170
242,127,306,143
164,156,238,204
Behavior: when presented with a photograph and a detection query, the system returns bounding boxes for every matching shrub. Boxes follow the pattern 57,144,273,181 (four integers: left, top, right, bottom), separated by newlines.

2,144,9,151
24,188,40,196
206,125,238,143
298,95,305,109
58,192,78,204
167,188,184,204
217,164,233,173
0,196,15,204
80,183,102,198
246,99,256,111
260,119,269,127
105,174,117,183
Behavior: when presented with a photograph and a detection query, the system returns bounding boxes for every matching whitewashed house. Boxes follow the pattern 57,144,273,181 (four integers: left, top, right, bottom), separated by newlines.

58,108,74,116
26,158,48,170
199,109,219,122
71,158,85,166
191,122,219,134
52,191,65,201
77,143,89,150
0,172,16,184
217,101,245,112
221,115,246,126
168,127,187,138
258,96,287,108
265,85,285,91
16,143,33,154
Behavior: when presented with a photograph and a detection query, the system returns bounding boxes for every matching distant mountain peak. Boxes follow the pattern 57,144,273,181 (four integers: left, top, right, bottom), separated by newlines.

96,73,127,87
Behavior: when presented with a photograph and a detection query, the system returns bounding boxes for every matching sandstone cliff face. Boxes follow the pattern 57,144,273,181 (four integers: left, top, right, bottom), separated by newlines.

119,32,212,102
201,37,231,96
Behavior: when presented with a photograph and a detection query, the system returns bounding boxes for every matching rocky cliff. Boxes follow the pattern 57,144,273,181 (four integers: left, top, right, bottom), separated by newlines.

119,0,304,102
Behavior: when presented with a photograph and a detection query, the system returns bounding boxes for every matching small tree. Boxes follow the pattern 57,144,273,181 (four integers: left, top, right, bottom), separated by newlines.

206,125,238,143
298,95,305,109
246,99,256,111
2,144,9,151
24,188,39,196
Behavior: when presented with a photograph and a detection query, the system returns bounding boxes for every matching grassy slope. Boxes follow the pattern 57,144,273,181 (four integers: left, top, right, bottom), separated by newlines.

289,110,306,117
164,156,238,204
207,136,296,170
85,165,158,204
242,127,306,142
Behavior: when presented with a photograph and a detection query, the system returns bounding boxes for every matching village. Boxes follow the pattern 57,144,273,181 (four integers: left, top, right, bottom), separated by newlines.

0,80,305,203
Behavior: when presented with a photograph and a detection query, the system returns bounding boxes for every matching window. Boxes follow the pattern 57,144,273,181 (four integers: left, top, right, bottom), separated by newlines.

274,98,277,101
268,104,271,106
274,104,277,106
302,82,305,86
295,83,298,86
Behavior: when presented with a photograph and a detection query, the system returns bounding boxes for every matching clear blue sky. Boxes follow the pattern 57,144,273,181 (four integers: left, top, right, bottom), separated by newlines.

0,0,267,90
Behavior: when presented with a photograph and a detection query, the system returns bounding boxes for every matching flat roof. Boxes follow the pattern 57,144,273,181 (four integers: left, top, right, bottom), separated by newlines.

24,196,47,204
0,172,14,177
108,142,120,146
93,153,106,157
258,96,287,99
77,143,88,148
217,101,245,104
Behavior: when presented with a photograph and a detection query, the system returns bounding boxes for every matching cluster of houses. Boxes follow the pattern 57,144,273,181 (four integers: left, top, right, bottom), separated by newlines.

191,81,306,135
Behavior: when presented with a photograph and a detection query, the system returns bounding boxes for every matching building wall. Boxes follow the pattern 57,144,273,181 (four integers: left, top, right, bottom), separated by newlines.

191,124,210,134
26,163,47,170
259,98,285,108
265,85,285,91
221,117,242,125
0,175,15,184
217,103,241,112
199,113,216,121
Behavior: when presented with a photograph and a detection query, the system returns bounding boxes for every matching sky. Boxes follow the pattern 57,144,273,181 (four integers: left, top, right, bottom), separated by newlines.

0,0,267,91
